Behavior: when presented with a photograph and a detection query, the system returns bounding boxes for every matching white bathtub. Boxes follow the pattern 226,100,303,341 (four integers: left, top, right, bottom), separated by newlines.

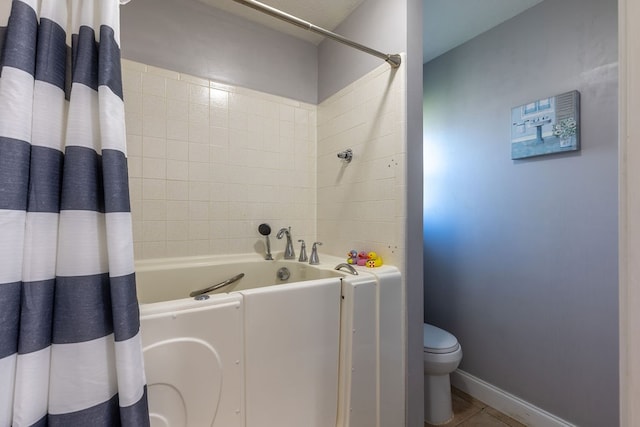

137,254,350,427
136,253,402,427
136,253,343,304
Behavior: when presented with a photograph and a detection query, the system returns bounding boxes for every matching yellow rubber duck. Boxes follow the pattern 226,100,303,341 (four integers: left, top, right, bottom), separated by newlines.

366,252,383,268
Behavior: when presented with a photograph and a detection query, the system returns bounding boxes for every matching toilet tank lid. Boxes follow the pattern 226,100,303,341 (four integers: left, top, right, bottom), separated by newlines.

423,323,459,354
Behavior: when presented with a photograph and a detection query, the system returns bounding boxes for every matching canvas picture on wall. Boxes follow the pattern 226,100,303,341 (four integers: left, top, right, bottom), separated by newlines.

511,90,580,159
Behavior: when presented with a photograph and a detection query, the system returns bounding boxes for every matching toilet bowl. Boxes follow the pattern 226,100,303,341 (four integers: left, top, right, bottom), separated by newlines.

423,323,463,425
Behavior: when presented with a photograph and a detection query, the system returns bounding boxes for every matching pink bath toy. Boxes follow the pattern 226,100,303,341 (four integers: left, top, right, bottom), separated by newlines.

357,251,369,266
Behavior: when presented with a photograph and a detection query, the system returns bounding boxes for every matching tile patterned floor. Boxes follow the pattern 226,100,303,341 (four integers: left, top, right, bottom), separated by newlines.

424,388,528,427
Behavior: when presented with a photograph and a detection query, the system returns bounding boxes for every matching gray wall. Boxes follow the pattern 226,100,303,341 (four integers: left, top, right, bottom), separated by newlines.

422,0,618,426
318,1,424,425
120,0,318,103
317,0,408,103
405,1,424,426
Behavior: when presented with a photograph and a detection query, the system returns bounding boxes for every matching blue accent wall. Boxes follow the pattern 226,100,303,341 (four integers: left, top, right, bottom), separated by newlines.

423,0,618,425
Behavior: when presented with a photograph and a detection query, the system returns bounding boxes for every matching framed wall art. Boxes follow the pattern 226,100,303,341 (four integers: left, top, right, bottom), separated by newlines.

511,90,580,160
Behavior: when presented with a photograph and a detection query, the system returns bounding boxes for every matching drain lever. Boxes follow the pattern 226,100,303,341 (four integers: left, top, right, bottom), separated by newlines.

190,273,245,297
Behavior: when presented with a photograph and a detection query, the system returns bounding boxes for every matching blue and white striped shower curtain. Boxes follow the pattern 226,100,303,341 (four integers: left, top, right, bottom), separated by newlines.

0,0,149,425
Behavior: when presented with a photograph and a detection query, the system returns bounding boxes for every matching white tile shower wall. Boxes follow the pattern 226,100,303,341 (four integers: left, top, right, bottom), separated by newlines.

123,59,317,259
317,61,407,269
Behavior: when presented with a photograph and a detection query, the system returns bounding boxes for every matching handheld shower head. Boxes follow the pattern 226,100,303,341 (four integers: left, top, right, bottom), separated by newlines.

258,223,271,236
258,223,273,260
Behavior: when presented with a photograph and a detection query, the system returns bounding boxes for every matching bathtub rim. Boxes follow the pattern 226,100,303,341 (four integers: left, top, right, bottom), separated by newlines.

135,252,377,312
134,252,374,276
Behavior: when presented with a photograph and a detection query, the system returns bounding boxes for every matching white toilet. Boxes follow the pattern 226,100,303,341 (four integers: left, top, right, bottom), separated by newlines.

423,323,463,425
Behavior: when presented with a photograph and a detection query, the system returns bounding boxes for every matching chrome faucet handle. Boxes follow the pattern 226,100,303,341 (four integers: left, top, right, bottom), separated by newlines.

309,241,322,265
298,240,308,262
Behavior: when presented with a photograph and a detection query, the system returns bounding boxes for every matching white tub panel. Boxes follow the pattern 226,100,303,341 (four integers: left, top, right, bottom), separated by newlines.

365,267,404,427
337,277,378,427
240,278,342,427
140,294,244,427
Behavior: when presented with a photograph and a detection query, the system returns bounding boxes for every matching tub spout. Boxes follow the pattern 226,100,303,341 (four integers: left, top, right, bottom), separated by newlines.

335,263,358,275
277,227,296,260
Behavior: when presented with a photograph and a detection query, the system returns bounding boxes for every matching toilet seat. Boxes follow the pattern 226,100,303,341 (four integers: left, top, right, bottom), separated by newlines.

423,323,459,354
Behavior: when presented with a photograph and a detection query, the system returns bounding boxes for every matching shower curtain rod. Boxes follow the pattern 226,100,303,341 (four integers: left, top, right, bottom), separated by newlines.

231,0,402,68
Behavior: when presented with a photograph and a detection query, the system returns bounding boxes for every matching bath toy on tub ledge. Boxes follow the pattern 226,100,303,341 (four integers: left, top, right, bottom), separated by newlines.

347,250,358,265
356,251,369,266
366,252,383,268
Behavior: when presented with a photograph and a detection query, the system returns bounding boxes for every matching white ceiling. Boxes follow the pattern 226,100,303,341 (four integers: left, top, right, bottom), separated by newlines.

199,0,544,63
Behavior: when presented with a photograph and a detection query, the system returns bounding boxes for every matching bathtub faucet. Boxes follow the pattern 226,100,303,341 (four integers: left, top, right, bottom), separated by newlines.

277,227,296,260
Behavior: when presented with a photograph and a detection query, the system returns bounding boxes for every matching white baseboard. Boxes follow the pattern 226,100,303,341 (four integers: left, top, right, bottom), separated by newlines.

450,369,575,427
